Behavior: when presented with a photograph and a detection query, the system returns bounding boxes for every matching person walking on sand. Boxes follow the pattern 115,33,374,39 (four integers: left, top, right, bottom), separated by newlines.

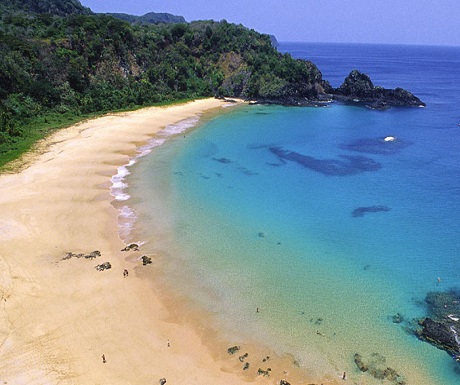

123,269,129,278
102,354,106,363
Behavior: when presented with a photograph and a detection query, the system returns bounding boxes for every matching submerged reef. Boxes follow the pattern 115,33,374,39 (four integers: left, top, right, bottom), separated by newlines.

352,205,391,217
340,137,412,155
269,147,381,176
415,290,460,358
354,352,406,385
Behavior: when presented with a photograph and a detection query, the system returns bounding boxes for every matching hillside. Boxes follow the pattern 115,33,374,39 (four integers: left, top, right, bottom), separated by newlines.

0,0,424,167
0,0,92,16
105,12,186,25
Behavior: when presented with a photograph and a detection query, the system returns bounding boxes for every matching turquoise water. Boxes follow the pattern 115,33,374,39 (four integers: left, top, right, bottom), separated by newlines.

126,43,460,384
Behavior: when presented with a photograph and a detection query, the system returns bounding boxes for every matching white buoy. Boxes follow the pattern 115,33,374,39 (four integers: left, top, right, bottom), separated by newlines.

384,136,396,142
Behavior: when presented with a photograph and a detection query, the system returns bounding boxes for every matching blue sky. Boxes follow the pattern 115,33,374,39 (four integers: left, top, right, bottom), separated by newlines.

80,0,459,46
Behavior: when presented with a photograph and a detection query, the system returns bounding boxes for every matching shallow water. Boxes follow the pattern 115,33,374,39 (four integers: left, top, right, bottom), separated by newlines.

124,43,460,384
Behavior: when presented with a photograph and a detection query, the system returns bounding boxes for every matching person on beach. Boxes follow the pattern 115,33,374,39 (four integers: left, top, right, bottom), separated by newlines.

102,354,106,363
123,269,128,278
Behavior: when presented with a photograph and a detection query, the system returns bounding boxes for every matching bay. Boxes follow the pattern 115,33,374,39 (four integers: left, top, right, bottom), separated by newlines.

126,42,460,384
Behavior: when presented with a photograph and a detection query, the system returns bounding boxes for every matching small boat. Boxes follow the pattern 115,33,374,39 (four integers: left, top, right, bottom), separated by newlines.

384,136,396,142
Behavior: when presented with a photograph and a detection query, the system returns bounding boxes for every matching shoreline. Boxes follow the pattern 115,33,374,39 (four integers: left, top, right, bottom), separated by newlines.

0,99,340,384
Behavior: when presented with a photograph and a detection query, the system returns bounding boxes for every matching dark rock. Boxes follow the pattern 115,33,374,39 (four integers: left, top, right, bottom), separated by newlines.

280,381,291,385
417,318,460,354
333,70,425,108
414,289,460,357
141,255,152,266
159,378,167,385
87,250,101,259
227,345,241,355
337,70,374,97
257,368,270,377
62,250,101,260
243,362,250,370
121,243,139,252
239,353,248,362
95,262,111,271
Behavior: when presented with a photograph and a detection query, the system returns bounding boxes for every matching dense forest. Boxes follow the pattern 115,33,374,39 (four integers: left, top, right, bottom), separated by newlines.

0,0,329,166
0,0,424,168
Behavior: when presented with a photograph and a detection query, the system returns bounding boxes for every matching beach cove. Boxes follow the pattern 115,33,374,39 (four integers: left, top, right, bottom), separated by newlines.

0,99,343,385
120,43,460,385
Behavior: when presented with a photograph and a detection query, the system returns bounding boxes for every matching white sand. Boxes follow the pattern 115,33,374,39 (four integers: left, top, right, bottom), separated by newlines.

0,99,339,385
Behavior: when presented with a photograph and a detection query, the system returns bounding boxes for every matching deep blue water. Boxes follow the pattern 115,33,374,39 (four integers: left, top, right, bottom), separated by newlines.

128,43,460,384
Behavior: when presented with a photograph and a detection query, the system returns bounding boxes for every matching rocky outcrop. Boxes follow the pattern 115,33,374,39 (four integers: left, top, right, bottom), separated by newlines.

95,262,112,271
141,255,152,266
415,290,460,357
62,250,101,260
121,243,139,252
354,353,406,385
247,69,424,108
332,70,425,109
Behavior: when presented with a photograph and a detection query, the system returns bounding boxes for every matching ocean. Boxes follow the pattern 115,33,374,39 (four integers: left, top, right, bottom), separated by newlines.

119,43,460,384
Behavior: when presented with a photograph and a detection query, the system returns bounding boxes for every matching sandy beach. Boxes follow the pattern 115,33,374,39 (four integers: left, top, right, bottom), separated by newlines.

0,99,340,385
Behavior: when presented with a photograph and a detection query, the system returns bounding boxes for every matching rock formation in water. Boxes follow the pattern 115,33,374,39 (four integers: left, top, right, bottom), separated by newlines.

415,290,460,358
331,70,426,109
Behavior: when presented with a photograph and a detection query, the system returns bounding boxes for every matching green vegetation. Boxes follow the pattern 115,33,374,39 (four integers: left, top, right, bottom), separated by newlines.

105,12,186,25
0,0,327,168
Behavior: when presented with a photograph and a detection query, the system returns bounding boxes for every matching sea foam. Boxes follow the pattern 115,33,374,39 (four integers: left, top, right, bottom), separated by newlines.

110,117,202,241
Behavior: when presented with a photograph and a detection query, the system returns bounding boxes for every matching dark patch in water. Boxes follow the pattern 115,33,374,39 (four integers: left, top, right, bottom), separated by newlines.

340,137,412,155
211,155,258,176
238,166,258,176
267,160,286,167
213,157,233,164
269,147,381,176
352,205,391,217
247,143,271,150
